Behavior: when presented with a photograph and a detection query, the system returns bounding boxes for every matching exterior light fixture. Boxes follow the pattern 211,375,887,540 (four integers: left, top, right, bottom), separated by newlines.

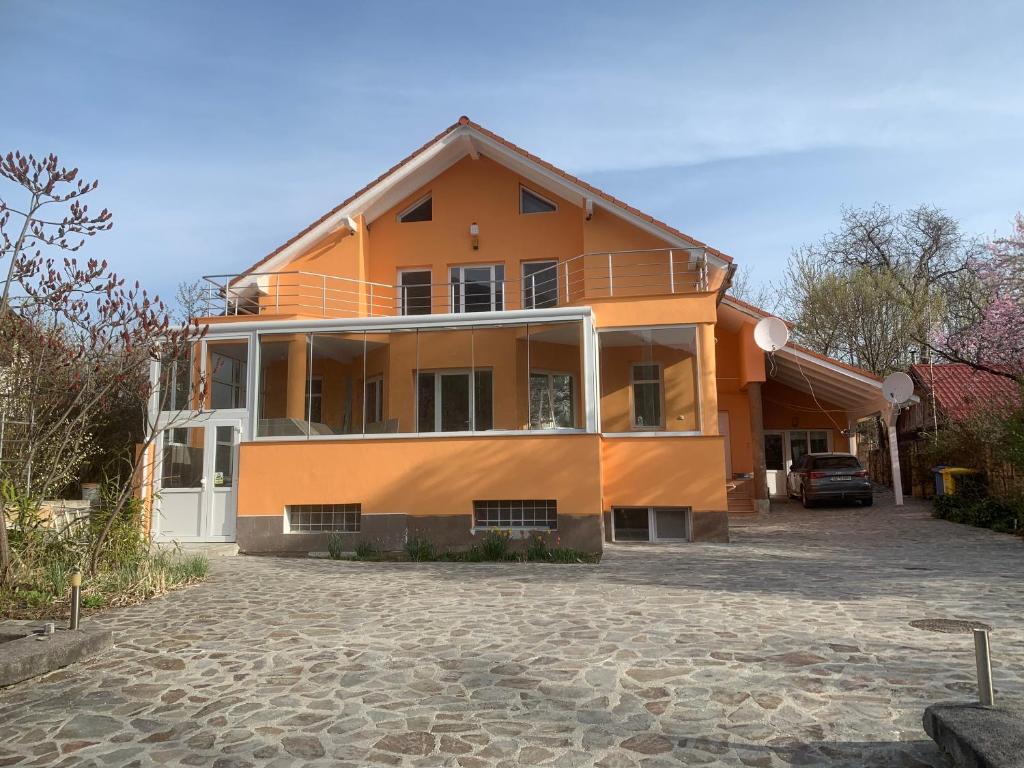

469,222,479,250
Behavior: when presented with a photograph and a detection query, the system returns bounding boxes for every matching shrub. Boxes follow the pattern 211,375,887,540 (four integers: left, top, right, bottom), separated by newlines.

327,533,346,560
406,536,436,561
933,490,1022,533
353,539,378,560
526,534,549,561
479,530,512,561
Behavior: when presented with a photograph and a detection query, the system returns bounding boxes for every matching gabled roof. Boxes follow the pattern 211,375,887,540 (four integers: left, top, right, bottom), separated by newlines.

909,363,1020,421
239,116,734,278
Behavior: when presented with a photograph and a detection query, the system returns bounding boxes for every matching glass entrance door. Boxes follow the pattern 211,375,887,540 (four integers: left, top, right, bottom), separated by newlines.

155,419,241,541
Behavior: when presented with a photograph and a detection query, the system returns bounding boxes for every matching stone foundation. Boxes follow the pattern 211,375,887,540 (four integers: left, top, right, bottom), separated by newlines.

237,513,605,555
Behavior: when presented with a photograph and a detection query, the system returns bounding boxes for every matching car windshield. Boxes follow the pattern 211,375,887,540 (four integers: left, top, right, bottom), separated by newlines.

813,456,861,470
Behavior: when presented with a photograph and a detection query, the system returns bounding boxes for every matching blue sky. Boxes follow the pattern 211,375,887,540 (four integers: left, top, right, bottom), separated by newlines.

3,1,1022,301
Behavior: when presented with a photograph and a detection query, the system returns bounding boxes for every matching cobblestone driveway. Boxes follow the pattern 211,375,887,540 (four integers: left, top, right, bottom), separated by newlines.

2,499,1023,767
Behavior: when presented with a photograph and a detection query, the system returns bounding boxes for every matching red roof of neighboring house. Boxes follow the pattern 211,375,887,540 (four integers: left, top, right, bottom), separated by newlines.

240,116,734,277
909,363,1021,421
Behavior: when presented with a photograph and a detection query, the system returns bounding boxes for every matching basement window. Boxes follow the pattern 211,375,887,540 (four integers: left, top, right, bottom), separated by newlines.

398,195,432,223
473,500,557,529
286,503,361,532
520,186,557,215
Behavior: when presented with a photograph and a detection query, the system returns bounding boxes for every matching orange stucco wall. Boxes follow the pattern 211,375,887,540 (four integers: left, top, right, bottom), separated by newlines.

237,434,603,518
601,436,728,511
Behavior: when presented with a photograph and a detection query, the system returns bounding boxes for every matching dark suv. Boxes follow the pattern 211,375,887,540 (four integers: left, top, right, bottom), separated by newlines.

787,452,873,508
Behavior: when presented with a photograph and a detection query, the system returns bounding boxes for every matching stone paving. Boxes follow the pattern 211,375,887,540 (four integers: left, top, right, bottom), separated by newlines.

2,497,1023,767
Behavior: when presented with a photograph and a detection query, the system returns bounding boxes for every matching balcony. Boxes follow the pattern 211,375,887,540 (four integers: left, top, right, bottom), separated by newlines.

198,248,715,320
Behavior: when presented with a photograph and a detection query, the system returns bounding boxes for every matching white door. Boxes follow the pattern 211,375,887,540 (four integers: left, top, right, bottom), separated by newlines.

155,419,241,542
718,411,732,478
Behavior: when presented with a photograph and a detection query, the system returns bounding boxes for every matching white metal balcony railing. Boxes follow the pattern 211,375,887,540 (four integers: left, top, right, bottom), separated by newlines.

198,248,712,319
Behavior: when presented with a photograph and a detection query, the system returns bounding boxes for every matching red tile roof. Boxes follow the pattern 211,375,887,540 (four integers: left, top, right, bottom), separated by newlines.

909,363,1021,421
239,116,734,277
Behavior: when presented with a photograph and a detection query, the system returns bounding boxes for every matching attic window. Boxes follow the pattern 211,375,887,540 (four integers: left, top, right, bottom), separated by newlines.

399,195,432,223
520,186,557,215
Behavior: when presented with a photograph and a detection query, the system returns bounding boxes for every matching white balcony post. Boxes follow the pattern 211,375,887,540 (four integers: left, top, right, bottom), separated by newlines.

275,277,280,314
563,260,569,303
529,273,536,310
607,252,614,297
369,283,374,317
322,274,327,317
669,249,675,294
224,284,230,316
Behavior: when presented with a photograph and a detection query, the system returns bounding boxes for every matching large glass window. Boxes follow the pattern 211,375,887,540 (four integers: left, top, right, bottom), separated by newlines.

450,265,504,312
599,326,699,433
522,260,558,309
526,323,582,430
257,334,309,437
206,340,248,410
254,320,586,438
789,430,830,465
159,345,195,412
529,372,574,429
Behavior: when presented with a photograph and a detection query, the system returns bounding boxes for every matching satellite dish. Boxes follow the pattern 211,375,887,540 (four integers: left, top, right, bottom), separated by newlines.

882,372,914,404
753,317,790,352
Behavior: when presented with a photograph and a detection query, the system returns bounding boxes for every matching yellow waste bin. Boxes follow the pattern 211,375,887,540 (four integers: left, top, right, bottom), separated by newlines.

939,467,977,495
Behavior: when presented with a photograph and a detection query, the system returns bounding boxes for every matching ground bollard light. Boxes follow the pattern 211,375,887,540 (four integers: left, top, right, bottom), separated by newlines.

69,569,82,630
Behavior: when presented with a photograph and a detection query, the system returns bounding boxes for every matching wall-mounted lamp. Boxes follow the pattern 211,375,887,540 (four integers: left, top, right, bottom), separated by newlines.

469,222,480,250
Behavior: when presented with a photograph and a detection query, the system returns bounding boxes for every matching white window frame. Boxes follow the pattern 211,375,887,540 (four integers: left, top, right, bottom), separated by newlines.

398,268,433,316
519,185,558,215
416,368,493,432
364,374,384,426
449,264,504,313
397,194,432,223
521,259,559,310
529,370,576,429
630,362,664,431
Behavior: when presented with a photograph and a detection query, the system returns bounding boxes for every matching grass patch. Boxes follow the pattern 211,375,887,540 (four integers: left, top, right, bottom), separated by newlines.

1,548,209,620
1,486,210,620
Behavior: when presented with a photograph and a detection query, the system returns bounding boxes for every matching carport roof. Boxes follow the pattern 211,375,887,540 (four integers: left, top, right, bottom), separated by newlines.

720,295,901,417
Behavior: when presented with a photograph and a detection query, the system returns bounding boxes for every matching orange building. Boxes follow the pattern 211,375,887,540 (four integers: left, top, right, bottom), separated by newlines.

148,118,894,553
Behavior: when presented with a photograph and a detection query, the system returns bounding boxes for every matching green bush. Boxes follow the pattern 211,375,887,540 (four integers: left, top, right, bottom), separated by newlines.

405,536,436,561
353,539,378,559
526,534,549,561
327,533,346,560
933,490,1022,533
479,530,512,560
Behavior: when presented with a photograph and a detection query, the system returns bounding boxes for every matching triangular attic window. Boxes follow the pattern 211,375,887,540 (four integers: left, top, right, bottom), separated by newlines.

520,187,557,214
399,195,432,223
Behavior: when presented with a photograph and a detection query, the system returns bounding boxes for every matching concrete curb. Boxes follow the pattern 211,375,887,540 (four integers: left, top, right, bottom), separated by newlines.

923,701,1024,768
0,623,112,688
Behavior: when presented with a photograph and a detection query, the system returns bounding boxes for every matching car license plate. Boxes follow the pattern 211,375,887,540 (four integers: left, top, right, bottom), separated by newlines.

833,476,852,481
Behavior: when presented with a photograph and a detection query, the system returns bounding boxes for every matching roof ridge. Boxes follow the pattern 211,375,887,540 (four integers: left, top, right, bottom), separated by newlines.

238,117,733,277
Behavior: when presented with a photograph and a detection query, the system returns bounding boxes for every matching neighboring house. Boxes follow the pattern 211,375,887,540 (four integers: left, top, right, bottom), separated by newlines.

896,362,1022,496
145,117,898,553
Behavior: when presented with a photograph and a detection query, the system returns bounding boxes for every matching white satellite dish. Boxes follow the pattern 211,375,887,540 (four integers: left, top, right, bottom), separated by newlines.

882,372,914,404
753,317,790,352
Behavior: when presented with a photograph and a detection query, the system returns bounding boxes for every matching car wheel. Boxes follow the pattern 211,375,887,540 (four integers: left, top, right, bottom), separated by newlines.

861,497,874,507
801,487,811,508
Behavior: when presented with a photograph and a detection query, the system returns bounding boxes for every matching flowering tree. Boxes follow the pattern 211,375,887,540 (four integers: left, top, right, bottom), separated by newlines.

804,204,1022,382
942,214,1024,379
0,152,206,583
